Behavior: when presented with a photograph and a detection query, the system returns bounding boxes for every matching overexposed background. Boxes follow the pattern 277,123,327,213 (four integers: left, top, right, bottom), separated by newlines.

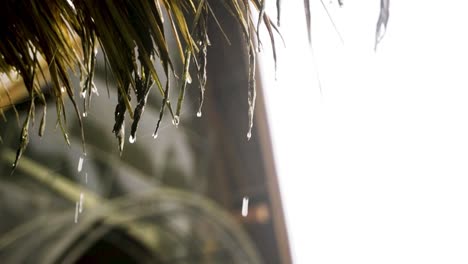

261,1,468,263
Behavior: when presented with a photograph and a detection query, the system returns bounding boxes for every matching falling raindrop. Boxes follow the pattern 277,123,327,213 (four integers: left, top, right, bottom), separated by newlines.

152,132,158,139
79,193,84,213
77,156,84,172
74,201,79,223
196,111,202,118
129,135,136,144
242,197,249,217
172,115,180,127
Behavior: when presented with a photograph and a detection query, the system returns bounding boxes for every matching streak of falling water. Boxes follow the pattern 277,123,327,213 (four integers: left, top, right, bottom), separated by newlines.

242,197,249,217
77,156,84,172
79,192,84,213
85,172,88,183
74,201,79,223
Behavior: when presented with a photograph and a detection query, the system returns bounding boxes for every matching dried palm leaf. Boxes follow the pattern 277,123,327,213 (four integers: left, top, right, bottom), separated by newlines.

0,0,281,169
1,0,390,169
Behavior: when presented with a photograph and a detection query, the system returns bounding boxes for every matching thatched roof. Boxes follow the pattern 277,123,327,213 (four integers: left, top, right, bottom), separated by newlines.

0,0,389,169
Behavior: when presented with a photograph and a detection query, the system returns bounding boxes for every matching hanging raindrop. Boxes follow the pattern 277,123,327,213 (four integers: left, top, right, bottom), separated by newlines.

152,132,158,139
196,111,202,118
247,131,252,140
186,73,192,84
91,83,99,96
129,135,136,144
172,115,180,127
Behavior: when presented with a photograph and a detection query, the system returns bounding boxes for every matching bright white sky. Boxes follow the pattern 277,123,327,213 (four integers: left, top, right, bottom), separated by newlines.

261,1,468,263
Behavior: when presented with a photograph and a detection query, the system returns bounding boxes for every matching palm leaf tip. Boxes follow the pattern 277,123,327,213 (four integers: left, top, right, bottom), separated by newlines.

375,0,390,50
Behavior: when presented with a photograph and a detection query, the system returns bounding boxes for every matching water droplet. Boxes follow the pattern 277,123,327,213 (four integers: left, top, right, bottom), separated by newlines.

82,112,87,117
242,197,249,217
74,201,79,223
79,193,84,213
172,116,180,127
94,48,98,56
60,86,66,93
196,111,202,118
247,131,252,140
152,132,158,139
186,73,192,84
91,83,99,96
129,135,136,144
77,156,84,172
80,91,86,98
